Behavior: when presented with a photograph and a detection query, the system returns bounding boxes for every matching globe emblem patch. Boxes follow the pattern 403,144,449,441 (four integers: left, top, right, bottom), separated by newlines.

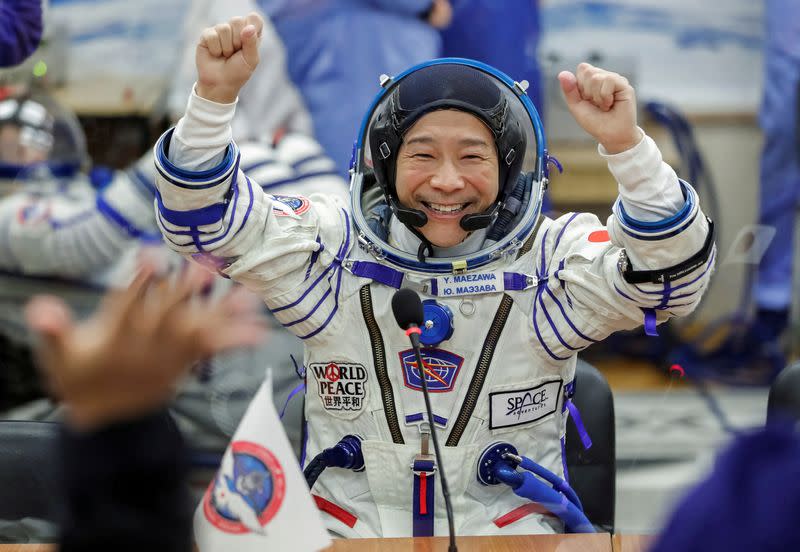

400,348,464,393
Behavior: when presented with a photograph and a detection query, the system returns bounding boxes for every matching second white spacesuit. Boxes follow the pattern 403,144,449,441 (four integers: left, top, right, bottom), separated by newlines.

0,92,348,454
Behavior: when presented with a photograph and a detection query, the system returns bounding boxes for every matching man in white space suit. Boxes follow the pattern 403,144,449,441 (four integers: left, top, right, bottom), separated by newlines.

154,13,715,537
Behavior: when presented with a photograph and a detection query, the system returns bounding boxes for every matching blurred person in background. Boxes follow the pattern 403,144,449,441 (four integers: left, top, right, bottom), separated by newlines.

25,261,268,552
440,0,542,115
256,0,452,174
749,0,800,376
0,0,43,68
702,0,800,384
648,422,800,552
0,87,348,456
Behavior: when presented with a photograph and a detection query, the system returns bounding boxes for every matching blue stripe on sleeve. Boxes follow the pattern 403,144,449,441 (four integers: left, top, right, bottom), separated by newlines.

616,180,694,234
95,195,160,240
543,285,598,343
154,190,227,227
130,167,156,198
155,156,248,253
533,295,571,361
291,153,330,170
272,207,351,315
617,210,698,241
299,209,352,340
261,169,341,191
241,158,275,172
537,288,582,353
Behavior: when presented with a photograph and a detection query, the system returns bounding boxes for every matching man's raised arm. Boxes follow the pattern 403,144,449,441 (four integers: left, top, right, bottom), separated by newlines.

153,13,351,332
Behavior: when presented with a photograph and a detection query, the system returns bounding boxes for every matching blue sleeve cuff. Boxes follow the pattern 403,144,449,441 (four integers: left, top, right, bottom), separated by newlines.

155,128,235,189
617,180,695,235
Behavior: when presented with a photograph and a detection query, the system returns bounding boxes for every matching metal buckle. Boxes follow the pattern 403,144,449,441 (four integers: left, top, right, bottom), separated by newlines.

452,260,468,275
357,232,386,260
411,426,436,474
617,249,629,274
489,238,523,260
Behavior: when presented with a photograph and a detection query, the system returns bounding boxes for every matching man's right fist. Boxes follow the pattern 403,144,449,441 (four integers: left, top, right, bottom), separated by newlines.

195,12,264,104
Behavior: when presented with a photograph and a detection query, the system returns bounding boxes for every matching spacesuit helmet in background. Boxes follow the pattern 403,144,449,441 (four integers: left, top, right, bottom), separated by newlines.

0,89,88,194
350,58,548,273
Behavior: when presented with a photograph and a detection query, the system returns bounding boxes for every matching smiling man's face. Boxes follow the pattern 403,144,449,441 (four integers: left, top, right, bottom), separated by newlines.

395,110,499,248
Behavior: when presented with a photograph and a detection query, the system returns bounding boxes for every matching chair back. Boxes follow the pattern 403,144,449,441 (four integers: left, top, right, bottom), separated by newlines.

767,361,800,425
0,420,62,522
565,359,616,533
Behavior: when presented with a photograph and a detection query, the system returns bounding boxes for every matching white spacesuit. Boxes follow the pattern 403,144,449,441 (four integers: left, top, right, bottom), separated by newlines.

0,93,348,453
155,59,715,537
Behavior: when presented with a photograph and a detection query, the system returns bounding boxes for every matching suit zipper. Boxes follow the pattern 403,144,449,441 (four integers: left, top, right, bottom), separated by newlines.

445,294,514,446
445,226,540,447
360,284,404,444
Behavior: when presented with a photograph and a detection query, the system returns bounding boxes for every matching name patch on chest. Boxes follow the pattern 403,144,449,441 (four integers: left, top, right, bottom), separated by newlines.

438,273,499,296
309,362,367,412
489,380,562,429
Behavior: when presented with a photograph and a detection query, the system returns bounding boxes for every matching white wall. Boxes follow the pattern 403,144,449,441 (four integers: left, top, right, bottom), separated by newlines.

691,120,763,324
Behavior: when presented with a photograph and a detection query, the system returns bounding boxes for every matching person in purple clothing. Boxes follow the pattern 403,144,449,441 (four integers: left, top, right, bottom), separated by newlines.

649,423,800,552
0,0,43,68
691,0,800,384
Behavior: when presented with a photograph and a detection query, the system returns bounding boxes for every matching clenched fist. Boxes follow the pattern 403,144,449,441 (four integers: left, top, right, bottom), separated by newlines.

195,13,264,104
558,63,643,154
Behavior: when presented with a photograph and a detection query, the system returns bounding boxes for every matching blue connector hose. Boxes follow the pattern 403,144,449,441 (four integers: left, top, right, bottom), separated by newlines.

495,464,594,533
518,455,583,512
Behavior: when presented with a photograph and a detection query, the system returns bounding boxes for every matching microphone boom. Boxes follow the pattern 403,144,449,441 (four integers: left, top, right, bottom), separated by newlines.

392,289,458,552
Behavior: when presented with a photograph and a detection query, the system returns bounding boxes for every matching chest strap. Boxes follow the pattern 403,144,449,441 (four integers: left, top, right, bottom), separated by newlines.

412,429,436,536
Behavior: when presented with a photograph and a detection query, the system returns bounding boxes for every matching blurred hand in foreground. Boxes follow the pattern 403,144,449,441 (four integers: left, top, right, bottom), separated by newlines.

25,262,268,431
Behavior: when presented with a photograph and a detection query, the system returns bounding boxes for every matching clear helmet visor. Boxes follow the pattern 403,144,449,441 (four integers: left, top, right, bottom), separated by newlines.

350,58,547,273
0,90,87,194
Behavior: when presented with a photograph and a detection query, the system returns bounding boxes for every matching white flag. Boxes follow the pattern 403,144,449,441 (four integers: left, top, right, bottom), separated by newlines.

194,369,331,551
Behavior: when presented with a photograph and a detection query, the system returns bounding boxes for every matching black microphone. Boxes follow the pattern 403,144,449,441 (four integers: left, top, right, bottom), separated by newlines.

391,288,457,552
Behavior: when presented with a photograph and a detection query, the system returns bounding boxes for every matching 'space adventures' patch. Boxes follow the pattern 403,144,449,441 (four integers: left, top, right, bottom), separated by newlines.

489,380,562,429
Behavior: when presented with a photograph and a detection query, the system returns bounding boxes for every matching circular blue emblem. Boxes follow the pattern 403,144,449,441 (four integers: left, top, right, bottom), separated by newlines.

420,300,455,346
